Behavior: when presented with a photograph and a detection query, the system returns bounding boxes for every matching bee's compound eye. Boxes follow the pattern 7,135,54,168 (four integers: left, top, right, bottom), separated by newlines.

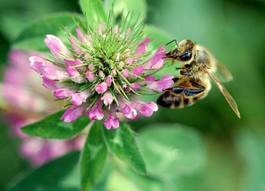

179,51,192,61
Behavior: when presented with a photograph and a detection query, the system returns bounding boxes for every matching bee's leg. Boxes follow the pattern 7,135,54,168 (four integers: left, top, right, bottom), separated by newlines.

172,87,185,94
184,80,205,97
184,63,193,68
180,70,192,77
179,64,191,77
172,77,180,82
184,88,205,96
190,80,205,89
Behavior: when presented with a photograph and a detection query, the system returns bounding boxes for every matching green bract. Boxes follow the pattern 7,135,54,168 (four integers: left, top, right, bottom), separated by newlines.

21,110,89,139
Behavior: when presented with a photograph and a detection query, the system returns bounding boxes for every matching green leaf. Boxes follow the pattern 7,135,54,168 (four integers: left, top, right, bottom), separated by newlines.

8,152,80,191
79,0,107,27
21,110,89,139
105,123,206,191
13,13,83,50
236,130,265,191
105,0,147,20
0,14,30,41
12,37,48,51
103,123,146,175
15,12,82,42
80,121,107,191
139,124,205,178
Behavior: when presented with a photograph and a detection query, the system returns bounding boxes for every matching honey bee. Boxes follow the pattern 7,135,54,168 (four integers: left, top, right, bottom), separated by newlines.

157,39,240,118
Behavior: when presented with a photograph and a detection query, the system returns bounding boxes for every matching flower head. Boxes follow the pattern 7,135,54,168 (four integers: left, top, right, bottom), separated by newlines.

30,22,173,129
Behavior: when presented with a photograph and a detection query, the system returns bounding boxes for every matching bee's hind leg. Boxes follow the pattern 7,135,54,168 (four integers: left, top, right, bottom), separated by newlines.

184,88,205,97
184,80,206,97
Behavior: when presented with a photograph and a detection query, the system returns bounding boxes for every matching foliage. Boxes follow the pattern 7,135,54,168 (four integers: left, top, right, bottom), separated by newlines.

80,122,107,191
22,110,89,139
8,124,205,191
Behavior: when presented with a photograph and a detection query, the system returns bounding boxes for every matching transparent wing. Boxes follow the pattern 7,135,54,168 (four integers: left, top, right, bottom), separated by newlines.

208,72,240,118
215,63,233,82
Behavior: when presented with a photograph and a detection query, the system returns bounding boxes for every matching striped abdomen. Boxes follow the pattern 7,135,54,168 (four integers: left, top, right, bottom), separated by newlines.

157,77,210,109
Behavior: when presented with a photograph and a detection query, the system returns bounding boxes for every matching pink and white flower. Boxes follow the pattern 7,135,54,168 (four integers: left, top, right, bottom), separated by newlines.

101,92,114,106
87,101,104,120
61,105,85,122
30,24,172,129
104,114,120,129
146,75,175,92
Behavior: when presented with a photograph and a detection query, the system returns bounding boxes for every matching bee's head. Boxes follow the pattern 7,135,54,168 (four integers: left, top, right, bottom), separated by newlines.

174,39,195,62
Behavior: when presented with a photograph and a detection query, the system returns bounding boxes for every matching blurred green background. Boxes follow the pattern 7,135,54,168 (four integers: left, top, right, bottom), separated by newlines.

0,0,265,190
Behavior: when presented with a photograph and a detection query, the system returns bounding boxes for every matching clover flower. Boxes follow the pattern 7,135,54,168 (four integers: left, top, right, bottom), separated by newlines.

30,23,174,129
1,50,84,165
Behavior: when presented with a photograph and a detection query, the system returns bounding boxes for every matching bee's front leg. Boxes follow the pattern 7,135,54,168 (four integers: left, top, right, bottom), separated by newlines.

180,69,192,77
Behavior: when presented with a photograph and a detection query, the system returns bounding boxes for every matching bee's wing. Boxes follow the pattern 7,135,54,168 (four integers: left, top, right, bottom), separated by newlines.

208,72,240,118
215,63,233,82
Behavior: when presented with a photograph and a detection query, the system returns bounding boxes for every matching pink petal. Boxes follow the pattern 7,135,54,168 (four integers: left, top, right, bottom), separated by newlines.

44,35,71,59
53,88,74,99
145,75,156,81
69,36,81,54
64,59,82,66
42,65,68,80
65,60,86,82
146,75,174,92
66,65,80,77
30,56,68,80
95,82,108,94
136,38,150,55
47,141,72,158
145,47,166,70
76,27,91,44
42,77,57,90
61,105,84,122
20,139,47,166
104,114,120,129
126,58,134,64
87,101,104,120
137,102,158,117
132,66,144,75
106,75,113,86
86,70,95,82
101,92,114,106
130,82,141,90
29,56,46,74
2,85,36,112
76,27,85,42
72,136,86,150
10,49,33,67
122,69,129,77
71,92,89,106
120,104,137,119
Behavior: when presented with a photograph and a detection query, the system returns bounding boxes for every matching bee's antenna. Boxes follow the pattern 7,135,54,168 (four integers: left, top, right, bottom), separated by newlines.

166,39,178,47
